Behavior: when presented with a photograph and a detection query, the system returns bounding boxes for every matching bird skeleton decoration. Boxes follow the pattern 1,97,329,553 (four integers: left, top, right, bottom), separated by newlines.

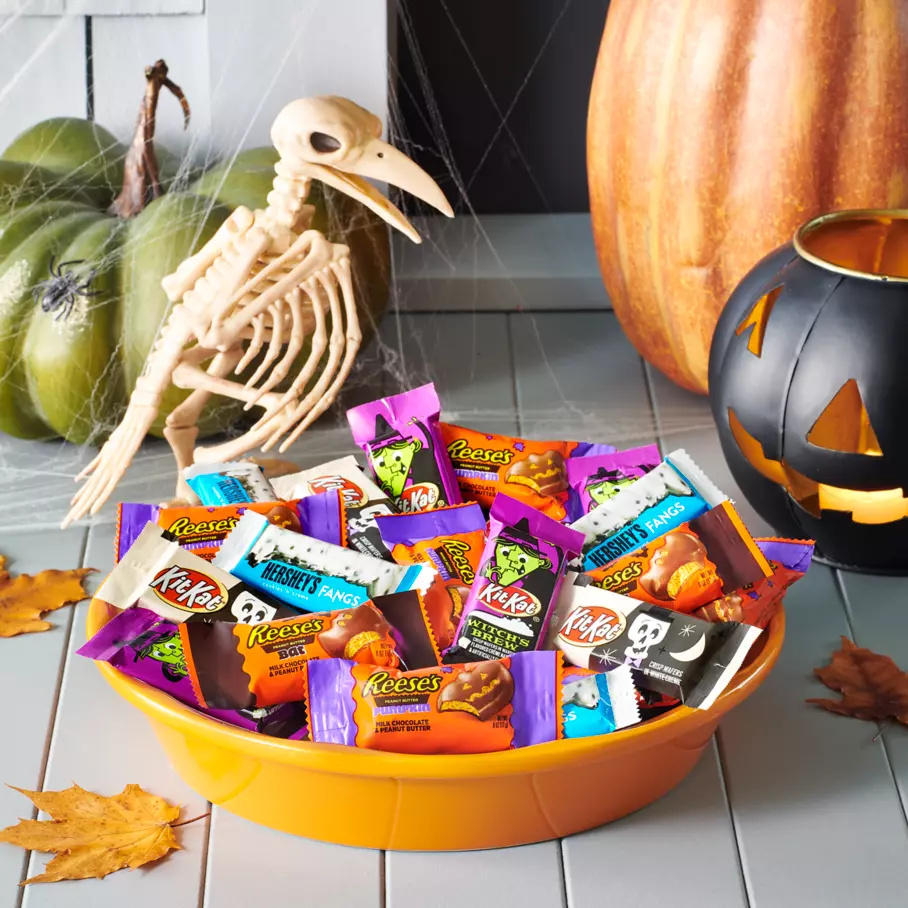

63,96,453,527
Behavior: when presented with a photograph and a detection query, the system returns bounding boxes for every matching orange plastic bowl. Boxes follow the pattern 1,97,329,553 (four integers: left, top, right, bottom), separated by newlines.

86,598,784,850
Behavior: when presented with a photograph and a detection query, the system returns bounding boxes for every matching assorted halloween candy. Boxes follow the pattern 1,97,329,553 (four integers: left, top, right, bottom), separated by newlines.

272,455,396,561
347,383,462,512
82,385,814,754
439,422,615,522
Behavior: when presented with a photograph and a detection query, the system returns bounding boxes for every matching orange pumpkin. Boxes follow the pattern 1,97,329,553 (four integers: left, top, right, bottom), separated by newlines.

587,0,908,394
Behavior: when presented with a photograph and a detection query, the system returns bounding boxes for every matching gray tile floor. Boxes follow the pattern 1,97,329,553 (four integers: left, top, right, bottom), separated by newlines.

2,310,907,908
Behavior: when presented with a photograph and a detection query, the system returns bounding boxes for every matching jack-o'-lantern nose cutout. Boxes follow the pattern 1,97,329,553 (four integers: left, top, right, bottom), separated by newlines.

735,285,783,357
807,379,882,456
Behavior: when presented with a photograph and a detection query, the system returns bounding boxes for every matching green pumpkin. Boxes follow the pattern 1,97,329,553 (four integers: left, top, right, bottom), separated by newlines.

0,119,390,445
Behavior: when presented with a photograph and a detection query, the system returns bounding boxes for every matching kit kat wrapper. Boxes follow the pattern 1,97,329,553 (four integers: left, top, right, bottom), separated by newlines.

570,449,727,571
440,422,615,523
115,493,344,564
77,607,308,740
445,495,583,663
347,383,462,512
566,444,661,521
304,651,563,754
554,576,761,710
272,455,398,561
581,501,773,614
375,503,486,651
100,522,298,624
213,510,434,612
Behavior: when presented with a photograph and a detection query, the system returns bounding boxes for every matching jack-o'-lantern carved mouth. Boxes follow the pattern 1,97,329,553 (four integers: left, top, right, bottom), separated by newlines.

728,405,908,525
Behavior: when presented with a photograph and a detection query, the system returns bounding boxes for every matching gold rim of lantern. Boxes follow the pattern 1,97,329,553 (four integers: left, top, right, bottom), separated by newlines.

794,208,908,284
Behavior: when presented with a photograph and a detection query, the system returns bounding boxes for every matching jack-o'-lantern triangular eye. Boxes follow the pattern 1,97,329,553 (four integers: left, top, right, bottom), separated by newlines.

807,379,882,456
735,286,783,357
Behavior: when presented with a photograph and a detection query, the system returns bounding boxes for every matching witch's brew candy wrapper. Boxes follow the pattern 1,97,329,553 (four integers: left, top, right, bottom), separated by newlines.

78,607,308,740
582,500,773,613
213,511,434,612
566,444,661,520
184,461,278,505
554,576,761,710
445,495,583,663
115,494,344,563
375,503,486,651
561,665,640,739
570,450,726,571
694,537,814,628
272,455,397,561
304,651,562,754
347,383,461,513
439,423,615,522
99,522,298,624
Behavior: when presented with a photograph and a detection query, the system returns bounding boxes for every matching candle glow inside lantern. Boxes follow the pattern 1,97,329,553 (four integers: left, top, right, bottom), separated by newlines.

709,209,908,572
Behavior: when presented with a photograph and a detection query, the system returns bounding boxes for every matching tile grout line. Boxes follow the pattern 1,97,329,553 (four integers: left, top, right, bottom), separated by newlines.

380,849,387,908
833,569,908,836
196,806,214,908
16,525,91,902
557,839,570,908
646,367,752,907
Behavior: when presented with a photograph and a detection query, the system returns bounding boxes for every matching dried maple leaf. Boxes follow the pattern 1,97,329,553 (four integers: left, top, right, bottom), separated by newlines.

808,636,908,725
0,783,204,884
0,564,95,637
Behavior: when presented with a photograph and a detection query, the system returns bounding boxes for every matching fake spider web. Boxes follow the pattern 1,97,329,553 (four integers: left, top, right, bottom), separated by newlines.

0,0,694,533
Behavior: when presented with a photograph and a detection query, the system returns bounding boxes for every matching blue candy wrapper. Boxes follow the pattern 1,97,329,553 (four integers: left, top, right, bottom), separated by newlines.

561,665,640,738
184,461,278,505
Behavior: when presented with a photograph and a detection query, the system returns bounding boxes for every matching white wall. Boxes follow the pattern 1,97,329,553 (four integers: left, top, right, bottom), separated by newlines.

0,0,389,160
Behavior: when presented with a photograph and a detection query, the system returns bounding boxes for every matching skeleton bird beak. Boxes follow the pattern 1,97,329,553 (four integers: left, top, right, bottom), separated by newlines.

308,138,453,245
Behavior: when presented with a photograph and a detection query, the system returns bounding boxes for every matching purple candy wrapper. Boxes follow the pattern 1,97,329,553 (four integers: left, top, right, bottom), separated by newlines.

304,651,560,753
347,383,462,513
115,492,344,565
445,494,583,663
756,538,815,573
78,607,308,740
374,502,485,548
566,444,662,521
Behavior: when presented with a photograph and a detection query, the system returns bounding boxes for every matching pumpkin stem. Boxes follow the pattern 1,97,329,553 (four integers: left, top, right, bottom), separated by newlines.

108,59,191,218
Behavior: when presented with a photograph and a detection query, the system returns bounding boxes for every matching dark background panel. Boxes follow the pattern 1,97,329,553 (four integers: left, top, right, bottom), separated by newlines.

393,0,610,215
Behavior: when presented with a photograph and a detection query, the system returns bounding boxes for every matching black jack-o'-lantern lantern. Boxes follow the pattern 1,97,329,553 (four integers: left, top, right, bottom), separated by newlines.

709,209,908,573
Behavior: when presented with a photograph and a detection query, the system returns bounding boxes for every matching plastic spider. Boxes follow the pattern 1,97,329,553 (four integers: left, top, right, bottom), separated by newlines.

32,256,101,321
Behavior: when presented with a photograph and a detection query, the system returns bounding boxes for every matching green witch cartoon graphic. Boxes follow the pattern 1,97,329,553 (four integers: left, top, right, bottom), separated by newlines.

132,630,188,683
367,415,425,500
585,467,639,506
483,526,552,587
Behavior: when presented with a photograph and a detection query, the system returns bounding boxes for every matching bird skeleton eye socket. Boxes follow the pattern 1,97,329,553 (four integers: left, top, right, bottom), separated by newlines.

310,132,342,153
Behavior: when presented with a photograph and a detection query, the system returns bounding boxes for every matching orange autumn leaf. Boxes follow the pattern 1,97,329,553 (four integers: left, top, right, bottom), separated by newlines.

0,560,95,638
0,783,203,884
808,636,908,725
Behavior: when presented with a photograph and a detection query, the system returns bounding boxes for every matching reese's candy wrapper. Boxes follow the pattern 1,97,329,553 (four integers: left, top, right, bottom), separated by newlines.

98,522,298,623
439,422,615,522
570,449,726,571
375,502,486,651
78,606,308,740
444,494,583,664
115,493,345,563
566,444,661,521
179,602,402,710
582,501,773,614
272,455,397,561
370,590,442,669
184,461,278,505
347,383,462,513
213,510,434,612
304,651,562,754
561,665,640,738
694,537,814,628
554,576,761,710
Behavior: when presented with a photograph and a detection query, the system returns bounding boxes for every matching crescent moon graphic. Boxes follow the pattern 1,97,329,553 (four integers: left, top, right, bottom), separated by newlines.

668,634,707,662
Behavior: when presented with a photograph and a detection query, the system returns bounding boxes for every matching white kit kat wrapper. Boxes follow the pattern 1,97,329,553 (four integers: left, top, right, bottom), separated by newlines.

214,511,434,612
553,574,761,711
271,455,387,504
97,522,296,624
